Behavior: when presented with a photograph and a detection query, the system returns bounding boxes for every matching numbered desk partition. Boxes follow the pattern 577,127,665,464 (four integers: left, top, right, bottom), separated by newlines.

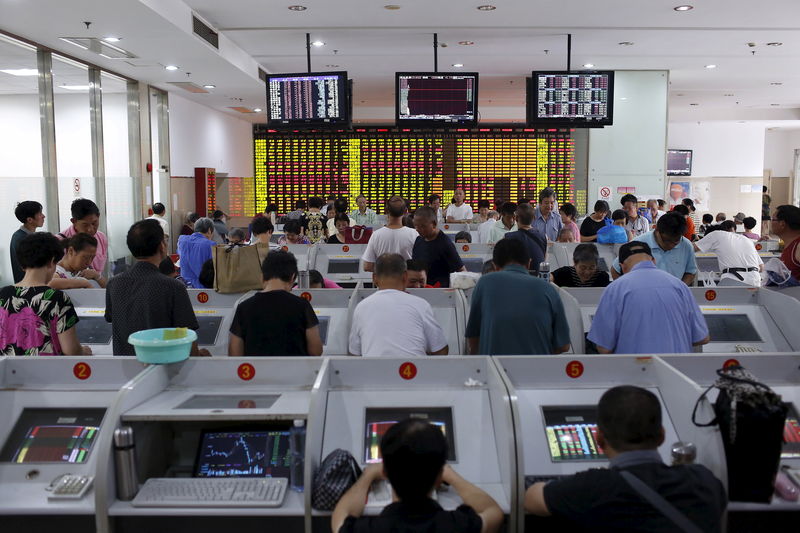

100,358,323,529
456,243,493,274
349,288,469,355
313,244,369,288
492,355,725,533
0,356,146,531
66,289,113,355
307,357,517,529
548,243,616,274
290,288,354,355
187,289,254,356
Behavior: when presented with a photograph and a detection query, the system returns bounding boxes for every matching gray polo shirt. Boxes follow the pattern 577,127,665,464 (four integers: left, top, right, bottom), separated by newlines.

466,264,570,355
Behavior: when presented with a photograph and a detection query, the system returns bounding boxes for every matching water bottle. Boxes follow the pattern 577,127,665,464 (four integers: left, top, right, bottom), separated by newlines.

538,261,550,281
113,426,139,500
290,419,306,492
671,441,697,465
297,270,310,289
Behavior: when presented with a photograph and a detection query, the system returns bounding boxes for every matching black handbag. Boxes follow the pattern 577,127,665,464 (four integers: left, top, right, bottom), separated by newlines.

692,365,787,502
311,448,362,510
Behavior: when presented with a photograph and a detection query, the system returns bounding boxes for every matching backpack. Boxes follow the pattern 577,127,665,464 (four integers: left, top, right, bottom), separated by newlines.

692,365,787,502
311,448,362,510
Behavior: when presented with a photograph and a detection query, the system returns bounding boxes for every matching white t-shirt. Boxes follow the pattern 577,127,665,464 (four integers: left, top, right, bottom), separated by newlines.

147,214,169,236
478,218,497,243
445,203,473,222
695,230,763,286
349,289,448,357
54,265,99,287
362,226,419,263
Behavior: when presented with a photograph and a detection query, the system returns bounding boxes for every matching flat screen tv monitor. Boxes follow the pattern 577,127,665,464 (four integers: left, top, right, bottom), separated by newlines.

364,407,455,464
667,149,693,176
542,406,606,462
529,71,614,127
0,408,106,463
462,257,484,274
783,403,800,459
194,426,293,478
75,316,113,345
265,71,350,128
197,316,223,346
327,258,360,274
396,72,479,127
705,314,762,343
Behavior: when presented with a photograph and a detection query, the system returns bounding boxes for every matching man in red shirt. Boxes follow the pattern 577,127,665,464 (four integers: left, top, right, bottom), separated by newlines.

772,205,800,281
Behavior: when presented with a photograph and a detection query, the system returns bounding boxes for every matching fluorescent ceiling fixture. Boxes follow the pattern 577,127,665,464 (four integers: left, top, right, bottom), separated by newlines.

103,37,121,42
288,5,307,10
459,41,475,46
477,5,496,10
705,64,717,69
0,68,38,76
583,63,594,68
673,5,693,11
165,65,179,71
59,37,136,59
254,108,262,112
452,63,464,68
203,84,215,89
60,84,92,90
311,40,325,47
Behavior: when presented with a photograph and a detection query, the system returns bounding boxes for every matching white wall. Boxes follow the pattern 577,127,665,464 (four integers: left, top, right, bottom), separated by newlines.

764,128,800,178
0,94,43,178
168,92,254,177
668,122,766,177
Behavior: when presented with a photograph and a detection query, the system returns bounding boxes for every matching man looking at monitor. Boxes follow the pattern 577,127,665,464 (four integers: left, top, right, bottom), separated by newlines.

525,385,726,532
333,418,503,533
349,253,447,357
621,193,649,238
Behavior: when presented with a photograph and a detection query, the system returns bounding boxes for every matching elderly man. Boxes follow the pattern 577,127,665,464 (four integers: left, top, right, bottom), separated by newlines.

533,187,563,241
412,206,465,288
590,241,709,354
349,195,378,227
349,254,448,357
621,193,649,237
176,216,216,288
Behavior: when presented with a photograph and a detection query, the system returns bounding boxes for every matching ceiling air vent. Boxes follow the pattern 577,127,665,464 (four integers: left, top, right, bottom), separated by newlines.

167,82,209,94
193,15,219,49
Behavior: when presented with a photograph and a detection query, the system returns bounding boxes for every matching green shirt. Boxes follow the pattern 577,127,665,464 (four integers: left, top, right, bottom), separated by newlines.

466,265,571,355
350,208,378,227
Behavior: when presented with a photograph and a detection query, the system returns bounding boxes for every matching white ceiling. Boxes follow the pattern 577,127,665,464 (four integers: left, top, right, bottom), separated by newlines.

1,0,799,122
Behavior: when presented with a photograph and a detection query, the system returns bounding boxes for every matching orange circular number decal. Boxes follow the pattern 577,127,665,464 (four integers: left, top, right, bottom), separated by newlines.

444,224,450,230
566,360,584,379
342,245,350,253
399,362,417,380
755,243,762,251
73,362,91,380
237,363,255,381
300,292,312,301
462,244,470,252
723,358,740,369
705,290,717,302
281,245,288,252
197,292,209,304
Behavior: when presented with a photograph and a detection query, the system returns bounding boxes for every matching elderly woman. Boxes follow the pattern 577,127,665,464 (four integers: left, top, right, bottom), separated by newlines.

580,200,610,242
176,217,216,288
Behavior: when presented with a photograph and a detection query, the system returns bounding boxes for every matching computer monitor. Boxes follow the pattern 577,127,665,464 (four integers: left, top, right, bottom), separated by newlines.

667,149,693,177
364,407,456,463
318,315,330,345
194,427,293,478
783,403,800,459
696,256,720,272
529,71,614,127
396,72,479,127
542,406,606,462
705,314,762,343
75,316,113,345
327,258,360,274
0,408,106,463
196,316,223,346
265,71,350,128
462,258,484,274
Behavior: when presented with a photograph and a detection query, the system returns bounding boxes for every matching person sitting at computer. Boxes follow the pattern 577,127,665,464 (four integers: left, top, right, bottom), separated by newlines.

176,216,216,288
590,241,709,354
454,231,472,244
332,418,503,533
349,253,447,357
525,385,726,532
694,221,763,286
308,269,342,289
228,250,323,357
106,220,208,356
49,233,107,289
445,188,474,223
487,202,518,245
596,210,631,244
1,232,90,356
412,207,465,288
406,259,428,289
327,213,351,244
556,227,575,243
551,244,611,288
277,219,310,246
249,216,278,249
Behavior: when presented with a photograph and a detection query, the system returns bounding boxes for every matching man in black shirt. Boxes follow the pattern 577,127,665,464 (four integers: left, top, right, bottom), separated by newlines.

412,206,465,288
333,418,503,533
228,250,323,356
105,220,208,356
525,385,726,532
503,203,547,273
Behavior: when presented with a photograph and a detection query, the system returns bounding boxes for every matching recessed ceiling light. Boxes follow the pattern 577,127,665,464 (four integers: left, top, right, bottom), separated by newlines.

165,65,179,71
0,68,38,76
771,103,780,106
384,4,401,9
311,40,325,47
583,63,595,68
452,63,464,68
770,82,783,86
102,37,121,43
477,5,496,10
203,84,215,89
325,64,340,68
288,5,307,11
674,5,693,11
690,103,699,106
458,41,475,46
724,93,734,96
766,42,783,46
254,108,262,112
60,84,92,91
705,64,717,69
676,93,685,96
618,41,634,46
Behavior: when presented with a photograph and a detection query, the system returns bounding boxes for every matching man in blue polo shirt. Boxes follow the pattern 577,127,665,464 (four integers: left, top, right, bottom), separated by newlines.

589,241,709,354
533,187,563,242
466,238,571,355
610,212,697,285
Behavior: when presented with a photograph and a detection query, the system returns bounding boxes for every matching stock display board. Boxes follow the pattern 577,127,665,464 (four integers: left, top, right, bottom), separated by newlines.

251,128,575,214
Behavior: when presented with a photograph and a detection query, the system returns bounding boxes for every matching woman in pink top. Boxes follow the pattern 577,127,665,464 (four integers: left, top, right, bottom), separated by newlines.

57,199,108,273
309,270,343,289
559,203,581,242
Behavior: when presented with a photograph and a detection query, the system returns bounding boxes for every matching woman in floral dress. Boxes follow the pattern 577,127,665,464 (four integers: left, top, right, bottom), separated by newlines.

1,232,90,355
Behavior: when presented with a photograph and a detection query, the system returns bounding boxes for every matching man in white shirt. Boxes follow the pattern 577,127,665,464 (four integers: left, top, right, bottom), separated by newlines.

147,202,169,237
362,195,418,272
647,199,666,224
694,221,763,286
349,253,448,357
445,188,473,223
621,194,649,237
487,202,518,244
478,210,500,243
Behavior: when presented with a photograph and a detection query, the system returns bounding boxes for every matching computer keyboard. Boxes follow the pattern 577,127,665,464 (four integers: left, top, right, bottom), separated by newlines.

131,477,288,508
735,344,761,353
524,475,565,489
